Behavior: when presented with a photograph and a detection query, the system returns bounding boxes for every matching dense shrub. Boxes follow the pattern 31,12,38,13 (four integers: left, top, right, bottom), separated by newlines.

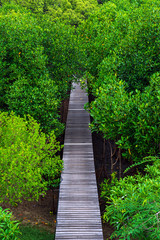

81,0,160,163
89,73,160,162
0,4,80,134
0,5,46,101
0,112,62,205
1,0,45,13
78,0,160,91
47,0,98,25
0,6,55,133
114,0,160,91
0,207,21,240
101,157,160,239
39,16,80,98
6,76,64,135
78,1,122,77
1,0,98,25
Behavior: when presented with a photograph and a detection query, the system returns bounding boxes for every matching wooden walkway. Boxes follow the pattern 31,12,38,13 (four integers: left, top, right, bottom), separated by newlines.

55,82,103,240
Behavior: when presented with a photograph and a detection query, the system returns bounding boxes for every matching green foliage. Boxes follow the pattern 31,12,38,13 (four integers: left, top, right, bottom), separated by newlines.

101,157,160,239
1,0,47,13
78,0,160,90
39,15,79,97
0,207,21,240
0,4,80,134
89,73,160,162
124,156,160,174
0,6,46,96
0,6,55,133
6,76,64,135
80,0,160,164
1,0,98,25
114,0,160,91
0,112,62,205
78,1,121,77
49,0,98,25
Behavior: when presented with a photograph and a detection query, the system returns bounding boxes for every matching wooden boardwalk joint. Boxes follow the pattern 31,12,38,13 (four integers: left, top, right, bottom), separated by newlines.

55,82,103,240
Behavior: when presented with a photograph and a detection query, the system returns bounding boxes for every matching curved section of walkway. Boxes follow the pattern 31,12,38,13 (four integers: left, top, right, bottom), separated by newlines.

55,82,103,240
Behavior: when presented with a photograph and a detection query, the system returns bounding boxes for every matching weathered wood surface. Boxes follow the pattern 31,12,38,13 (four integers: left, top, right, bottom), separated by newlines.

55,82,103,240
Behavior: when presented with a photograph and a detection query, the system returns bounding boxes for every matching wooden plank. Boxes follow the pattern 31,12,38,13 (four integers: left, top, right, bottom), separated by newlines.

55,82,103,240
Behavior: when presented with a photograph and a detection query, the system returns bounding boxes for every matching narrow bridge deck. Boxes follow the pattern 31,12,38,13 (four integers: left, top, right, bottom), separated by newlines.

55,82,103,240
